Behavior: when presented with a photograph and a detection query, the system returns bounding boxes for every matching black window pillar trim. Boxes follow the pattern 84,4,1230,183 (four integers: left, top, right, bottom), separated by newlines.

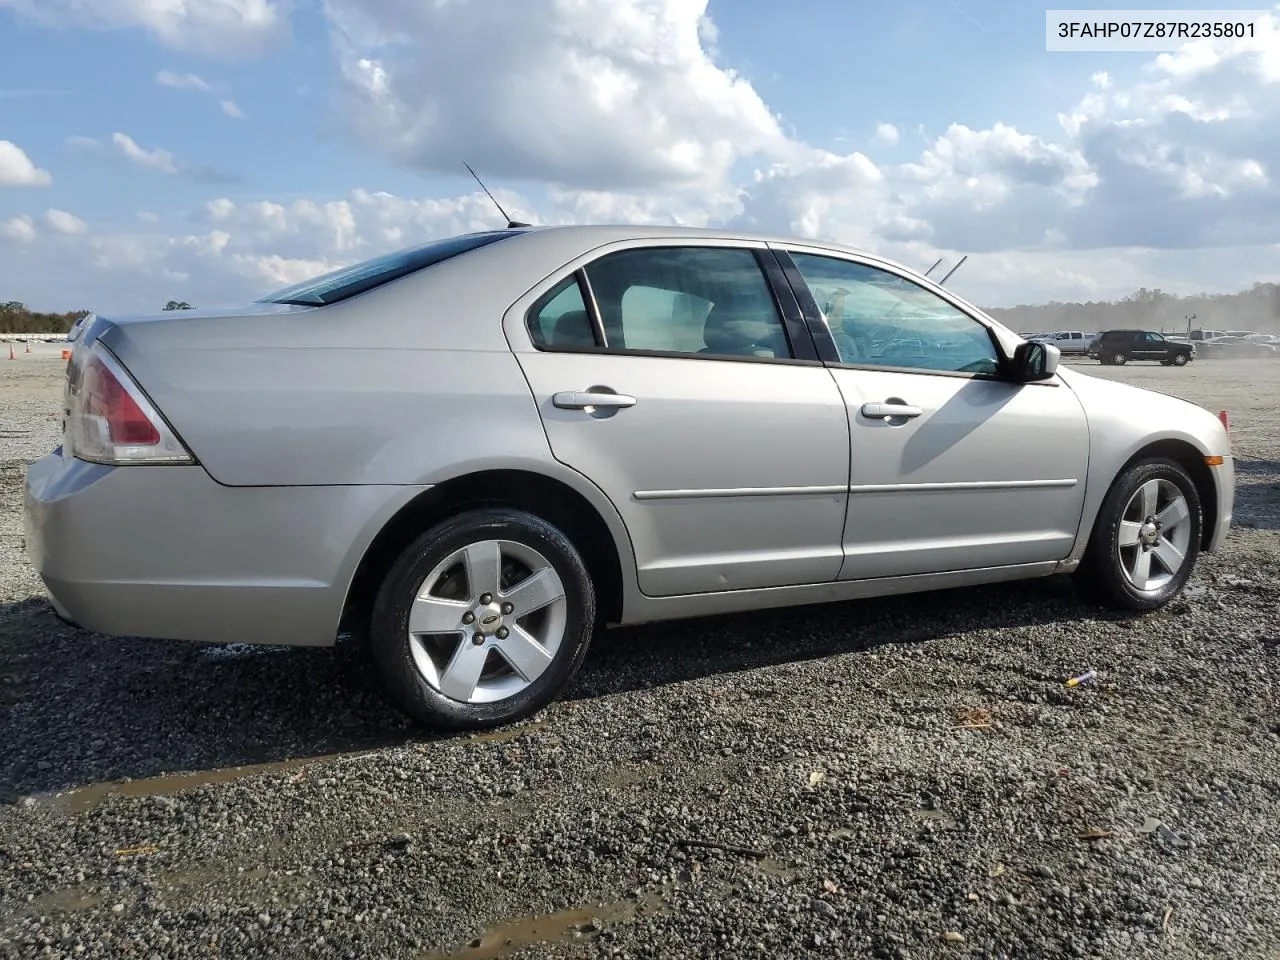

766,248,842,364
576,268,610,348
755,249,819,362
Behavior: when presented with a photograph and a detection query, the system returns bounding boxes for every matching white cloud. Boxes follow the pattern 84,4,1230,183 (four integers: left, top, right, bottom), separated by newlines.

6,1,1280,317
44,208,87,235
1,215,36,243
0,0,289,57
1050,10,1280,250
156,69,245,118
874,123,900,146
236,253,341,286
112,132,179,174
323,0,790,191
156,70,211,91
109,132,238,183
0,140,52,186
66,135,99,150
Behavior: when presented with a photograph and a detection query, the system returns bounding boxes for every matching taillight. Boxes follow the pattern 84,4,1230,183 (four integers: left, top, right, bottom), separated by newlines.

83,360,161,445
64,341,193,465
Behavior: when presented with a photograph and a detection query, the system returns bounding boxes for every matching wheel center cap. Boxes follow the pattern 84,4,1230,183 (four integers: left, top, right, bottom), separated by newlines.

1139,520,1159,546
474,603,504,635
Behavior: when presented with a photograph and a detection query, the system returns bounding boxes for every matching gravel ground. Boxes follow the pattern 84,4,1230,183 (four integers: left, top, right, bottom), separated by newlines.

1,352,1278,960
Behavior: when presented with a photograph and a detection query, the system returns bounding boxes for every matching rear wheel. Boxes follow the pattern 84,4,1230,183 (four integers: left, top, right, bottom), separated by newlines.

1077,458,1202,611
1111,352,1128,365
369,507,596,730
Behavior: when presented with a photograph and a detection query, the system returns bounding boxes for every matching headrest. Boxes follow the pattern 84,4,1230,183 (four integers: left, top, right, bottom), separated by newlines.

550,310,596,347
702,302,783,357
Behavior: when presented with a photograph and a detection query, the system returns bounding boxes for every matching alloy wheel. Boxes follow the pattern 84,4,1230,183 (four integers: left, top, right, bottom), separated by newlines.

1116,479,1193,593
405,539,568,704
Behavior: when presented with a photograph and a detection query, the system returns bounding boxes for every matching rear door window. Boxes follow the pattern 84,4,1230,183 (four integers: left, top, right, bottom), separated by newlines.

527,276,600,348
581,246,794,359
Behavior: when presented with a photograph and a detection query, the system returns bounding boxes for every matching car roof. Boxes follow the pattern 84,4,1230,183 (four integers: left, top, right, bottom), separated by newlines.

504,224,919,275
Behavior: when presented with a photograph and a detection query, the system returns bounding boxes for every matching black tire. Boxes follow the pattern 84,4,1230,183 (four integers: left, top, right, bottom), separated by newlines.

1111,352,1128,365
369,507,596,730
1077,458,1203,611
1171,352,1189,366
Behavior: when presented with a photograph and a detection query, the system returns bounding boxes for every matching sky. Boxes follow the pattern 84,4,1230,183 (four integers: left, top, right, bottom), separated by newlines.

2,0,1280,313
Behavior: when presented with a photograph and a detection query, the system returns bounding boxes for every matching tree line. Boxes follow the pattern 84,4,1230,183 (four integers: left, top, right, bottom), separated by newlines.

0,300,191,334
985,282,1280,336
4,282,1280,335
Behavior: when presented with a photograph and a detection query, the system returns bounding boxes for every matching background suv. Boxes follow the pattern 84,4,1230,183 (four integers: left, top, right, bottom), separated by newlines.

1088,329,1196,366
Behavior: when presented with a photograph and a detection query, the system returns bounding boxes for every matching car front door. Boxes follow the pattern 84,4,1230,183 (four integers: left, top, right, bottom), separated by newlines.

505,240,851,597
774,246,1091,580
1141,332,1168,360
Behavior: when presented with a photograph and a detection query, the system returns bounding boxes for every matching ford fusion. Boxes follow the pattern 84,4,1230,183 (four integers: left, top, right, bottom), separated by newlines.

24,226,1234,729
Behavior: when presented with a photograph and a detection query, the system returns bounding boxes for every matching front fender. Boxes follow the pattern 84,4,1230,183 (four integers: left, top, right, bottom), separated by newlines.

1060,369,1232,561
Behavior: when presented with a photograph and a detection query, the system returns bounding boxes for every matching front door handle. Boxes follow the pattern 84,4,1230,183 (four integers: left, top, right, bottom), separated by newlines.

553,390,638,410
861,402,923,420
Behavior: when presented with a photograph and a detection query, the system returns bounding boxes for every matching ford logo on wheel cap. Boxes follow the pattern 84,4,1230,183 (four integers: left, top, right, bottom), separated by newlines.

481,614,501,626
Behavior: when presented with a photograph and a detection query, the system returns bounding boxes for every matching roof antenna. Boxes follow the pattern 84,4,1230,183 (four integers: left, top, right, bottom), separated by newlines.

463,161,531,229
937,255,968,286
923,257,945,278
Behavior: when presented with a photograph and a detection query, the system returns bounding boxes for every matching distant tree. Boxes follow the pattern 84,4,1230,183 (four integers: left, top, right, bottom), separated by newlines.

0,303,89,335
163,300,194,310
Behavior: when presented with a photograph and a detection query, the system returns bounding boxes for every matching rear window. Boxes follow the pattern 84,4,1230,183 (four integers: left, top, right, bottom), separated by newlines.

258,230,520,306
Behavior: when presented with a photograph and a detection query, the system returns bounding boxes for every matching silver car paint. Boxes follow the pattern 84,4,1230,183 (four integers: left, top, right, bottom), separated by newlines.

23,453,427,645
23,225,1234,647
501,237,850,597
768,241,1091,578
829,368,1089,579
1052,367,1233,557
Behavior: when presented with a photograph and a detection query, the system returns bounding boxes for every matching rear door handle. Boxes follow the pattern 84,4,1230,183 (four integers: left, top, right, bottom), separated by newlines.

861,402,923,420
553,390,638,410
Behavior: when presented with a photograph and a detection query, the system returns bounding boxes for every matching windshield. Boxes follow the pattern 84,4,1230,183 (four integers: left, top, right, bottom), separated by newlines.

257,230,521,306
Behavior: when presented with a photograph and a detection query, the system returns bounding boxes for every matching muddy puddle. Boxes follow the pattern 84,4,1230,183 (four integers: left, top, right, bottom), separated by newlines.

421,888,670,959
35,750,381,814
28,722,550,814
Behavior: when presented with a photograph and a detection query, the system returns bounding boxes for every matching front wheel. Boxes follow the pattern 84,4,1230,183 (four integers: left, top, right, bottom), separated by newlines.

369,507,597,730
1172,352,1189,366
1077,458,1202,611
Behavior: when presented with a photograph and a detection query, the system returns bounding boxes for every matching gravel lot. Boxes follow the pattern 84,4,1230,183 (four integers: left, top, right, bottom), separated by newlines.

1,351,1278,960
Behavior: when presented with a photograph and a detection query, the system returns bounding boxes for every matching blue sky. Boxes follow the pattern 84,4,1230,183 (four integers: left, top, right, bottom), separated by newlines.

2,0,1279,311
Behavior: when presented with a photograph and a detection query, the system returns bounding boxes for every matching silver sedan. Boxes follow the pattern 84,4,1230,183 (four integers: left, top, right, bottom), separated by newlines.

24,226,1235,729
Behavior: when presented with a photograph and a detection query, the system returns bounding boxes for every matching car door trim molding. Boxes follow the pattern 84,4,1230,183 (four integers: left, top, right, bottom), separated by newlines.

634,484,848,501
848,478,1079,494
634,478,1078,501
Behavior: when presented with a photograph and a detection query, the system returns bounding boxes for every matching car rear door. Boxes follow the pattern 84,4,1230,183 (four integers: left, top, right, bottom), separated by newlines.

503,239,851,598
772,245,1091,580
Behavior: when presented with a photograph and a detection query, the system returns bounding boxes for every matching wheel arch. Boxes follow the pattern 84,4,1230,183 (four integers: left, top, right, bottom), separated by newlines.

1113,438,1218,550
340,469,633,640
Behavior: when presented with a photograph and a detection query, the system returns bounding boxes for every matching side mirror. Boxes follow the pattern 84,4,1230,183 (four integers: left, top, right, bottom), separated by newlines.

1012,340,1059,381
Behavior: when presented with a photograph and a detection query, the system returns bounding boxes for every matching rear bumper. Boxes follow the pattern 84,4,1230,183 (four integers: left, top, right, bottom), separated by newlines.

23,452,428,646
